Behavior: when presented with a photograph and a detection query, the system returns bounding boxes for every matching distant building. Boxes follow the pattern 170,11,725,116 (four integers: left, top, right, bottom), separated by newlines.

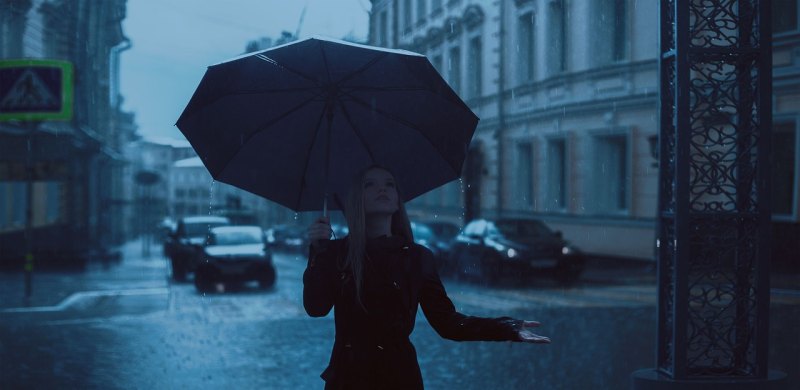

124,136,293,232
0,0,134,266
369,0,800,263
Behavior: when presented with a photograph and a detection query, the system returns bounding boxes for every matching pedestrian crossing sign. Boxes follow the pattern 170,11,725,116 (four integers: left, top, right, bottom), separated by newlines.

0,59,73,121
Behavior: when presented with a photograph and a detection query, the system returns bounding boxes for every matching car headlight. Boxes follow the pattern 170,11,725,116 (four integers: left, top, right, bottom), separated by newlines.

507,248,519,258
561,246,574,255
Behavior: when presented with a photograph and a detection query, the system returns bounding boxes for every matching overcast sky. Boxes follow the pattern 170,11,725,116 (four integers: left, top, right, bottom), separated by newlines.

120,0,371,141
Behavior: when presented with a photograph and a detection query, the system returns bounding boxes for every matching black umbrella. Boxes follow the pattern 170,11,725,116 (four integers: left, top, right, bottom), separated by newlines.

176,36,479,215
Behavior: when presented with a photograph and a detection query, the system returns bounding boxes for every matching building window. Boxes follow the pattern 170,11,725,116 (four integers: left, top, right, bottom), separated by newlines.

417,0,426,23
517,12,535,82
612,0,627,62
12,183,25,226
46,182,60,223
593,0,627,65
547,0,567,74
467,36,482,99
772,121,797,215
176,188,185,198
593,134,629,214
547,138,567,210
379,11,388,46
432,0,442,13
404,0,413,31
448,46,461,95
774,0,798,33
516,142,534,208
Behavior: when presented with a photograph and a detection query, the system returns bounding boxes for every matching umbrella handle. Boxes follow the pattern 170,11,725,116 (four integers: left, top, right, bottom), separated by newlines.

323,194,328,218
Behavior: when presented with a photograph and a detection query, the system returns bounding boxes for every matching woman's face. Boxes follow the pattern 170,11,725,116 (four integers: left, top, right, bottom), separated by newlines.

362,168,399,216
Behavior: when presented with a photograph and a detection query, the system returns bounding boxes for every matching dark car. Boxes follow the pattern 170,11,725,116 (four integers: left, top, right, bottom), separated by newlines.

165,215,231,281
449,218,585,283
194,225,276,292
411,221,452,274
265,224,308,255
415,220,460,265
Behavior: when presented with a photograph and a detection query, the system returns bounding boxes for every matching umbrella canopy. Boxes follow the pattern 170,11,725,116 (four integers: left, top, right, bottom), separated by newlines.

176,36,479,213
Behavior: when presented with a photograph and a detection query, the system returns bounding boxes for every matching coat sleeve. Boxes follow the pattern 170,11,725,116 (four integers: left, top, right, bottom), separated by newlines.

302,240,342,317
418,246,520,342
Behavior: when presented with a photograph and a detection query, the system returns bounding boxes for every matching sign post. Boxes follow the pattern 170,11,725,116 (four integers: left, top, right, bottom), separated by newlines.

0,59,73,299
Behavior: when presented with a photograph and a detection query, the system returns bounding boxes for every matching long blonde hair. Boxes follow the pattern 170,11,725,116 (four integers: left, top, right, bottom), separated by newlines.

344,165,413,310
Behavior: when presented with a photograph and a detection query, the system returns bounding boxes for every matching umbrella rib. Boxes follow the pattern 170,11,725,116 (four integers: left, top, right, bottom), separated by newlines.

221,87,321,95
295,107,330,210
334,52,389,86
340,86,433,93
214,93,321,179
346,94,461,177
255,53,322,88
338,103,378,165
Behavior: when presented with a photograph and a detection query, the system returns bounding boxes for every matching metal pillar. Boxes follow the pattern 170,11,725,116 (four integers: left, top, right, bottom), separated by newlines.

632,0,786,388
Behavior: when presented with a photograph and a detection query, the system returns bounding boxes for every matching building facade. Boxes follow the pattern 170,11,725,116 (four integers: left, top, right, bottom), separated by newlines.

123,137,296,235
0,0,135,266
369,0,800,262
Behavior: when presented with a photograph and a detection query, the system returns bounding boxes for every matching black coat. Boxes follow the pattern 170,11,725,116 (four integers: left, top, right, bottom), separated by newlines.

303,235,520,389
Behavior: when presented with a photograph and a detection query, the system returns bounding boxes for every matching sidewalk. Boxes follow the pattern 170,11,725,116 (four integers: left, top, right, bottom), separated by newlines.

0,239,169,310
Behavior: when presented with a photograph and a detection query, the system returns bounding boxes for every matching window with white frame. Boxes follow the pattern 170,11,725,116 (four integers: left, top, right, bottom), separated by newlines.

447,46,461,95
593,134,629,214
774,0,798,33
517,12,535,82
467,36,482,99
772,121,797,216
546,138,567,210
515,142,534,208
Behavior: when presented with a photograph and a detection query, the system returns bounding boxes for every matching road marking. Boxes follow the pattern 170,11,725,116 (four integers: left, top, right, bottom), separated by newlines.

0,287,169,313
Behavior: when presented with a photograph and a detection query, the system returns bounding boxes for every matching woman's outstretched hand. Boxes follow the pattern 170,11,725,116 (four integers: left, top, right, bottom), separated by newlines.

307,216,332,248
516,320,551,344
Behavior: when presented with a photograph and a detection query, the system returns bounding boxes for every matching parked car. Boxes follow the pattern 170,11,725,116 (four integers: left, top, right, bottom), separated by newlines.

265,224,308,254
449,218,585,284
410,221,451,274
194,225,276,292
423,220,461,242
415,220,460,265
165,215,231,281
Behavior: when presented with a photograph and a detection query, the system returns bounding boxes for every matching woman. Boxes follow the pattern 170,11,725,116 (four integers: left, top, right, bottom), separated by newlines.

304,165,549,389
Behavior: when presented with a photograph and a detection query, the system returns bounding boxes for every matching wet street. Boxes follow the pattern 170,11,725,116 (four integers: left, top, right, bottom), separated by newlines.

1,241,798,389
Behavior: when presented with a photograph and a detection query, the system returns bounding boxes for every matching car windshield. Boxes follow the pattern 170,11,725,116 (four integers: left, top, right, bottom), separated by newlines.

185,222,227,237
212,229,263,245
494,220,553,238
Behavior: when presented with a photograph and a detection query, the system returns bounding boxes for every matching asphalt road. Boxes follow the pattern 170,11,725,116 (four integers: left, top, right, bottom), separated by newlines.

1,241,797,389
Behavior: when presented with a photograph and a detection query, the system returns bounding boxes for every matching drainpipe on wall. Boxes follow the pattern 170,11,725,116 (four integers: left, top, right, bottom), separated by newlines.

495,0,506,218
